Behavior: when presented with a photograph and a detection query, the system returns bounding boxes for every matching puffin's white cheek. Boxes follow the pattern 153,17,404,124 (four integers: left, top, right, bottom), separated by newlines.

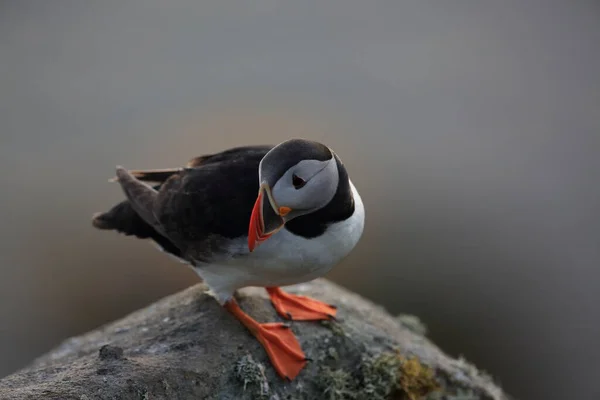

273,186,301,209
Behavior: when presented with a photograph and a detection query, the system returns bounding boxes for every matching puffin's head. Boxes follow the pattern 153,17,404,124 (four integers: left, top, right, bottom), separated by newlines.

248,138,340,251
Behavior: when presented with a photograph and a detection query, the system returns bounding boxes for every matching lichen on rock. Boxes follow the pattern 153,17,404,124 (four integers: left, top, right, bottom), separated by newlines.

235,354,270,399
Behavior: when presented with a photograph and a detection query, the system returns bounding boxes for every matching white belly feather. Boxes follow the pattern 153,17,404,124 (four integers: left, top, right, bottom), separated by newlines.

193,181,365,304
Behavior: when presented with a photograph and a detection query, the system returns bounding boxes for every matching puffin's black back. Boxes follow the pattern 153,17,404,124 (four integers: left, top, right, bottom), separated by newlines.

92,145,272,259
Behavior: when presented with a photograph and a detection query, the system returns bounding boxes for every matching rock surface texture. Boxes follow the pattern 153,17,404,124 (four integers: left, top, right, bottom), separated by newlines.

0,280,510,400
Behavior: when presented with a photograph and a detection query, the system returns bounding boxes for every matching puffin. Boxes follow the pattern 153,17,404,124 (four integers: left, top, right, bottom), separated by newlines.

91,138,365,380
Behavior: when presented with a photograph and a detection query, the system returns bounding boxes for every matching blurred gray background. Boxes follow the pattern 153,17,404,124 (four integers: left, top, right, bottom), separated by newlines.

1,1,599,399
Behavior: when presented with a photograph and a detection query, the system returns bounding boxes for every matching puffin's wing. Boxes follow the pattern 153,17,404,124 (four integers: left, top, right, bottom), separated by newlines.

151,148,272,262
93,145,273,261
113,168,184,184
106,155,208,183
113,166,167,237
184,145,273,167
108,145,273,183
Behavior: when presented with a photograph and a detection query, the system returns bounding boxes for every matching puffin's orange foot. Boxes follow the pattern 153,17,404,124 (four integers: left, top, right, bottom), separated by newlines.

225,299,307,380
253,322,307,380
267,287,337,321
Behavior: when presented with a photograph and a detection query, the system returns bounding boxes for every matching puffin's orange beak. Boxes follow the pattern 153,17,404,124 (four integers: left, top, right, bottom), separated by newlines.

248,183,287,252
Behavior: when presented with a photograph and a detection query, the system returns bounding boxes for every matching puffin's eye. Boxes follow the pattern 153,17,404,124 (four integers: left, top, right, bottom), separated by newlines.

292,174,306,189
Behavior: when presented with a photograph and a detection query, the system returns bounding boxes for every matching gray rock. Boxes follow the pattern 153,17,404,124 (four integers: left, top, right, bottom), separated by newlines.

0,280,510,400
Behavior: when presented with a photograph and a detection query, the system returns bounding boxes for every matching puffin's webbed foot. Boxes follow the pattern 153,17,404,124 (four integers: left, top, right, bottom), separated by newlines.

224,299,307,380
267,287,337,321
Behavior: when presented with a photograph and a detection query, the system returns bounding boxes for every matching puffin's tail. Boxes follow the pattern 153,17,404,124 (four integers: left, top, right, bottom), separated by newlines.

93,167,179,239
93,166,187,257
92,199,183,258
92,200,150,235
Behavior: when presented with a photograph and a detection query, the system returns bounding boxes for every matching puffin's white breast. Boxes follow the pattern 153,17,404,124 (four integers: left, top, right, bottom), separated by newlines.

194,181,365,303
